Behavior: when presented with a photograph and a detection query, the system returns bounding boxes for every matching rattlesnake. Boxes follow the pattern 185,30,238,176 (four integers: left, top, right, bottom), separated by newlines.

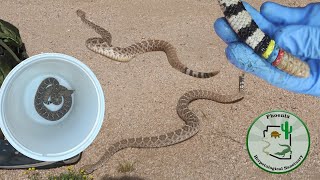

217,0,310,78
80,74,244,174
34,77,74,121
76,9,219,79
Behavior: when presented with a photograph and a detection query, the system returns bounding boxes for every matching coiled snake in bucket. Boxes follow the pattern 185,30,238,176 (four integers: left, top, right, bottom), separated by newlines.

217,0,310,78
34,77,74,121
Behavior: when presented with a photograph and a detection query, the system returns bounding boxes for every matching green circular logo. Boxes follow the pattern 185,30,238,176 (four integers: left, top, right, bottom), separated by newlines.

246,110,310,174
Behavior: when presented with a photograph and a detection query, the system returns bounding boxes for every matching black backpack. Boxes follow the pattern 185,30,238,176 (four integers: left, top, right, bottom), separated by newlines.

0,19,28,86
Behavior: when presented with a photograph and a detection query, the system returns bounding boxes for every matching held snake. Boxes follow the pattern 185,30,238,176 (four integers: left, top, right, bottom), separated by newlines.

80,74,245,174
34,77,74,121
217,0,310,78
76,9,219,79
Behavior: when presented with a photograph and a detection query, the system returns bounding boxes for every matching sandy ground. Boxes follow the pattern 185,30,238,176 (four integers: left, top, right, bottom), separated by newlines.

0,0,320,179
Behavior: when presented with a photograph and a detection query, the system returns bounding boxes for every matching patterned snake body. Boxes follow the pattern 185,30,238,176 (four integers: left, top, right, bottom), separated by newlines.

81,75,245,174
34,77,74,121
75,8,246,174
76,10,219,79
217,0,310,78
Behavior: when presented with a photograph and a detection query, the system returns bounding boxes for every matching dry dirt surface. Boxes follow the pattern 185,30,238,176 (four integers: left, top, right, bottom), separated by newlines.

0,0,319,179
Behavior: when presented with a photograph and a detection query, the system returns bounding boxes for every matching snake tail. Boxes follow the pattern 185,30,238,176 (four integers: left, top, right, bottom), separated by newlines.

217,0,310,78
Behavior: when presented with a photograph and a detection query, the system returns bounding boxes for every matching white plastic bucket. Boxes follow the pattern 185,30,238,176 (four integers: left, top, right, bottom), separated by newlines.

0,53,105,161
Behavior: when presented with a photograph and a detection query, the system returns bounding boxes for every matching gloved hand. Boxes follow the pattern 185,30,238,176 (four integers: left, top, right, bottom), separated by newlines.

214,1,320,97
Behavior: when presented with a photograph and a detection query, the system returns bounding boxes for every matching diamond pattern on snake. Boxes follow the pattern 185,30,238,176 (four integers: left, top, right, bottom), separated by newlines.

80,74,245,174
34,77,74,121
76,9,219,79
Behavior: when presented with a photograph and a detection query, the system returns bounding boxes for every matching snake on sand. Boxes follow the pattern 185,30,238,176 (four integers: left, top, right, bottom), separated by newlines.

34,77,74,121
80,74,245,174
217,0,310,78
76,9,219,79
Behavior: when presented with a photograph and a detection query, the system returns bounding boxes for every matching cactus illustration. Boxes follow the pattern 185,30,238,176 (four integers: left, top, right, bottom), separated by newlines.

281,121,293,140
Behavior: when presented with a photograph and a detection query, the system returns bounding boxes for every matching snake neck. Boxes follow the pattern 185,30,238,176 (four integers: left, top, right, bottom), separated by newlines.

77,9,112,44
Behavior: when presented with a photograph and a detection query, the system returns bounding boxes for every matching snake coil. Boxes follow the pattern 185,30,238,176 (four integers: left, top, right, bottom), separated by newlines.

34,77,74,121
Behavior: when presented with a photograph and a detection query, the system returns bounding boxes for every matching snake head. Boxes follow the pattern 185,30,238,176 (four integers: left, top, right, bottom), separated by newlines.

76,9,86,18
60,89,74,96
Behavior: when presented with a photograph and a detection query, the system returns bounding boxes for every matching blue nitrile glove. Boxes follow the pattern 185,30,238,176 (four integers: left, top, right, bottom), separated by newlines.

214,2,320,97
